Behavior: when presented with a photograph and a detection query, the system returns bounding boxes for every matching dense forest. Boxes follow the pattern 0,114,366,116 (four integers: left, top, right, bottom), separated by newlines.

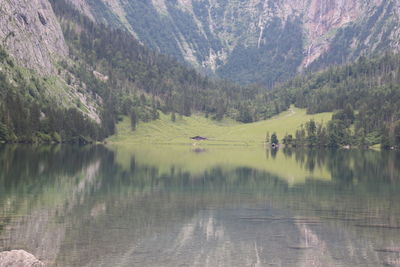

267,53,400,148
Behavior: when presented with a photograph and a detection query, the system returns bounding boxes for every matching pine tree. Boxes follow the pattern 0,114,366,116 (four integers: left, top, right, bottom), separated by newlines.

0,121,8,141
271,132,279,145
130,110,138,131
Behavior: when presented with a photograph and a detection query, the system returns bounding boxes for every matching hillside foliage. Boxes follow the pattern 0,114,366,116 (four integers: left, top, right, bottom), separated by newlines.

270,53,400,148
0,0,274,143
0,47,103,143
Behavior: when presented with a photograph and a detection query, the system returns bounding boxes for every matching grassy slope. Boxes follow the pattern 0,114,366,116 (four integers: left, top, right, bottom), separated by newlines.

108,106,333,146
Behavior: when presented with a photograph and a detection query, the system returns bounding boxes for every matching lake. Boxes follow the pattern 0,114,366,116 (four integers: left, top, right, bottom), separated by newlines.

0,145,400,266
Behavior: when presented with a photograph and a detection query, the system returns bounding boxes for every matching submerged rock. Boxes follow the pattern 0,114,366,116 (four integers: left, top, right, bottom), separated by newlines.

0,250,44,267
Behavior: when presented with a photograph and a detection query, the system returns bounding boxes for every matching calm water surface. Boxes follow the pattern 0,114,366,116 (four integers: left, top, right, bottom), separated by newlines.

1,145,400,266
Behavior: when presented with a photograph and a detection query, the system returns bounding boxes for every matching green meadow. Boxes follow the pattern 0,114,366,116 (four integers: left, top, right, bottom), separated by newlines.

108,106,333,146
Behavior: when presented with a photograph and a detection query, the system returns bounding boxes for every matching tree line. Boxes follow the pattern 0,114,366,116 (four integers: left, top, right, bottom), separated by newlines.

266,53,400,149
268,111,400,149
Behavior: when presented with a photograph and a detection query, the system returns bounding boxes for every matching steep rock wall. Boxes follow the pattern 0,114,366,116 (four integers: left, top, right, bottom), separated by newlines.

65,0,400,85
0,0,68,75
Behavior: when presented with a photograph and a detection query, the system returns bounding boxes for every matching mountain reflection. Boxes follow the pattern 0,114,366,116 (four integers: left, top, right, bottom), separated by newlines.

0,145,400,266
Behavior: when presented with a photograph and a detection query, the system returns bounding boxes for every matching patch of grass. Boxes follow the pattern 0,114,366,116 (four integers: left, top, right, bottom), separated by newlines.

108,106,333,146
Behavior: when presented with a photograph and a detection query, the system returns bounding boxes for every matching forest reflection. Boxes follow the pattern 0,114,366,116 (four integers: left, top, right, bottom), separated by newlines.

279,148,400,184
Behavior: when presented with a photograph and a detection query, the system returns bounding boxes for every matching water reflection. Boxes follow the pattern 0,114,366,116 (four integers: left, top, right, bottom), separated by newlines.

0,145,400,266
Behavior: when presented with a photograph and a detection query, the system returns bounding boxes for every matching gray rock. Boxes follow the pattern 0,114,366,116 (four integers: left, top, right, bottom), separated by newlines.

0,0,68,75
0,250,44,267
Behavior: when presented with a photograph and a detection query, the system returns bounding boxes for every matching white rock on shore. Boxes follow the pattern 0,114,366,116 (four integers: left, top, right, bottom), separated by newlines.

0,250,44,267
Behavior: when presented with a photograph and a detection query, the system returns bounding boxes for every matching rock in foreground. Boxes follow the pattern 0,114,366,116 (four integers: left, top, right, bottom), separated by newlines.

0,250,44,267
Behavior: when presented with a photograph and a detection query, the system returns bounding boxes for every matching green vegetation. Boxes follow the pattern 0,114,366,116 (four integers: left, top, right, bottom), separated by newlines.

48,0,283,140
108,106,332,146
0,0,278,144
0,46,102,144
1,0,399,148
283,118,360,148
269,53,400,149
270,132,279,145
55,0,400,149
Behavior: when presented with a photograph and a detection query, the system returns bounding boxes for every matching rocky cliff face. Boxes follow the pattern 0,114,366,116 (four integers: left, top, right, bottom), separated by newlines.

0,0,68,75
69,0,400,85
0,0,104,124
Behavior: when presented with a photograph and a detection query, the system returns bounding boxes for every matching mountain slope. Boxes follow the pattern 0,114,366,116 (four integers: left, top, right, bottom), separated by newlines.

0,0,103,143
0,0,271,143
0,0,68,75
69,0,400,86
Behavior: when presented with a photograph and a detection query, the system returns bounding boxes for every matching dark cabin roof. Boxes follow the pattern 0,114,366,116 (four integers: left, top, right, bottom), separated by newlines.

191,136,207,141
